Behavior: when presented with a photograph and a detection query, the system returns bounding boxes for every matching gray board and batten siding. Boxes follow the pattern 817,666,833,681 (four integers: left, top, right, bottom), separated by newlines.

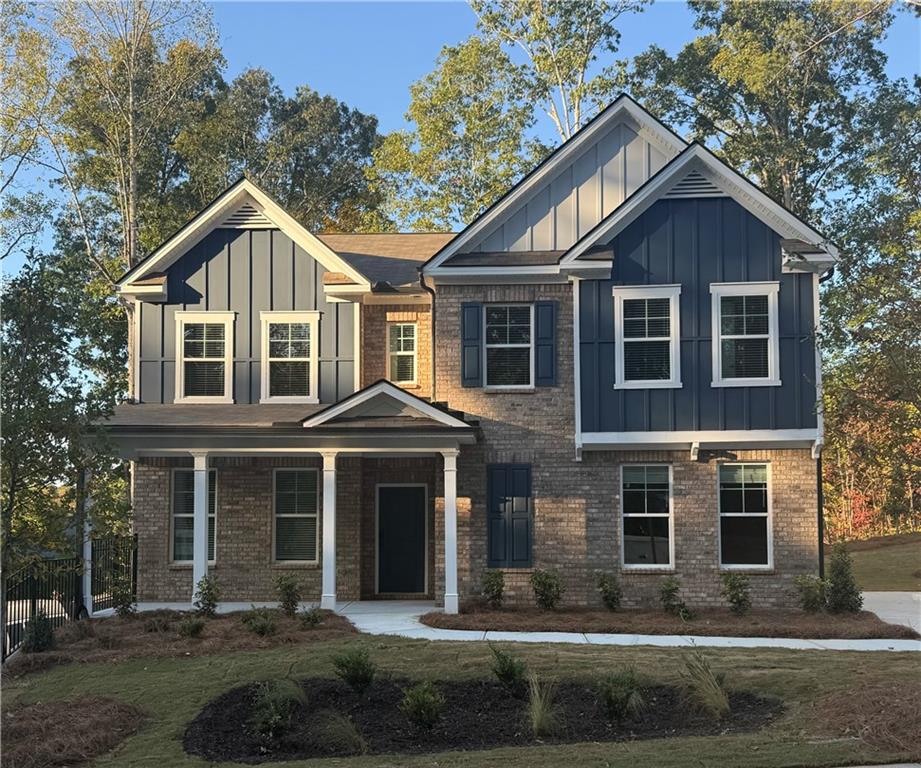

579,197,819,433
136,227,356,404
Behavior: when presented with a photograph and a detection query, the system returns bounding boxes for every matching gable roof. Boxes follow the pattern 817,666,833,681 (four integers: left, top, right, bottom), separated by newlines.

422,94,687,274
559,143,839,268
118,178,371,294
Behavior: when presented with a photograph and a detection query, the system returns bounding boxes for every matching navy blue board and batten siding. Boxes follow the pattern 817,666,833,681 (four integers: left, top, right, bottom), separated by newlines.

136,228,356,404
579,198,818,433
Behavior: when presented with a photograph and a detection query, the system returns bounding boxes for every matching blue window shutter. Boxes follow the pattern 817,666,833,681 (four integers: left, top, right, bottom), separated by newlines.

535,300,557,386
461,302,483,387
487,464,532,568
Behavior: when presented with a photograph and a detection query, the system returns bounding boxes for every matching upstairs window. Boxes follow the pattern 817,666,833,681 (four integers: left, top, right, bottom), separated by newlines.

172,469,216,563
175,312,234,403
719,463,772,568
621,465,673,568
388,323,417,384
260,312,319,403
484,305,533,388
711,283,780,386
613,285,681,389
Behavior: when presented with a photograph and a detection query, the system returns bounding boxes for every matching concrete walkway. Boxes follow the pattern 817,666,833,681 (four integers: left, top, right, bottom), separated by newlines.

336,601,921,653
863,591,921,632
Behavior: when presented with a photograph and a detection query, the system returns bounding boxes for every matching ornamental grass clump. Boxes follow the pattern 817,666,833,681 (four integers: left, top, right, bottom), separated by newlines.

482,569,505,608
400,681,445,730
679,648,730,720
530,569,564,610
178,615,206,638
598,667,646,722
527,675,560,737
308,710,367,755
242,607,278,637
489,644,527,697
720,572,752,615
299,606,324,628
596,572,622,611
250,679,307,741
332,647,376,693
274,573,301,617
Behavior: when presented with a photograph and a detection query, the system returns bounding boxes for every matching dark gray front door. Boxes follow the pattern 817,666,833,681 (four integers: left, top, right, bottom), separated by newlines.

377,486,426,593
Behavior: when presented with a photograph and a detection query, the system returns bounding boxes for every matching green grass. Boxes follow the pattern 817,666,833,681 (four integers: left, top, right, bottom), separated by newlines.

836,532,921,591
4,635,920,767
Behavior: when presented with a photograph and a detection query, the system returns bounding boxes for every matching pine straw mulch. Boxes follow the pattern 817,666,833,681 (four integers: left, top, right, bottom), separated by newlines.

1,696,146,768
421,608,920,639
814,680,921,754
3,609,355,678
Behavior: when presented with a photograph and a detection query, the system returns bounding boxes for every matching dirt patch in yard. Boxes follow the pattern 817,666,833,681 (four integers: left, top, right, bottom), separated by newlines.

3,609,354,677
1,696,146,768
420,608,919,639
184,677,783,762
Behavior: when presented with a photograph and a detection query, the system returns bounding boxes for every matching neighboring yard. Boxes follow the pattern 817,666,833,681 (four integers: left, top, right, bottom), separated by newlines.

835,532,921,591
2,612,920,768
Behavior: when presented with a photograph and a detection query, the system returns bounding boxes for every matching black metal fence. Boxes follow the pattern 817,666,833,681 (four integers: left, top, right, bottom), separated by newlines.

2,535,137,661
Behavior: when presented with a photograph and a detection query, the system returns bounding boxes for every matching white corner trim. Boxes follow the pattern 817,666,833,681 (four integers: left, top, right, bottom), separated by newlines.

812,273,824,454
259,311,320,404
571,276,583,460
174,311,235,404
710,282,781,388
353,301,361,393
613,284,682,389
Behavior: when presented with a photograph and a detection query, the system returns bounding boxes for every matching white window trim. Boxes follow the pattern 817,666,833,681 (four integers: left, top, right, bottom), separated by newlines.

272,468,319,564
170,468,217,565
174,311,235,404
620,464,675,570
613,285,682,389
717,462,774,570
259,311,320,404
710,282,781,387
483,303,535,390
387,322,418,386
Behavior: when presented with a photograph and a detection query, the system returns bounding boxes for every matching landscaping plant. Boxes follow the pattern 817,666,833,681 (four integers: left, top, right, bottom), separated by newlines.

299,606,324,628
178,615,206,638
527,674,560,737
193,574,219,617
250,679,307,741
309,710,367,755
659,576,694,620
679,648,730,719
143,615,172,634
598,667,646,722
794,574,827,612
274,573,301,617
826,543,864,613
596,572,622,611
22,610,54,653
332,646,376,693
242,607,277,636
720,573,752,615
531,569,565,610
112,572,137,618
482,569,505,608
489,644,527,697
399,681,445,729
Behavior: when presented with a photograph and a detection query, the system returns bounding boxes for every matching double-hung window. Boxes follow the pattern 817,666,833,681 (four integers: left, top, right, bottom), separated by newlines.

388,323,417,384
484,305,533,388
710,283,780,386
260,312,319,403
621,465,673,568
172,469,216,563
718,463,772,568
613,286,681,388
274,469,319,562
175,312,234,402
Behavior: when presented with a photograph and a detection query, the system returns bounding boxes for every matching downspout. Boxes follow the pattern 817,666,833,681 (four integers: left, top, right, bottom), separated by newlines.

817,455,825,578
420,271,437,402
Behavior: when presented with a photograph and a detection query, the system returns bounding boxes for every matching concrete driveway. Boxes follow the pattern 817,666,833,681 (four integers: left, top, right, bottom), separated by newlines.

863,591,921,632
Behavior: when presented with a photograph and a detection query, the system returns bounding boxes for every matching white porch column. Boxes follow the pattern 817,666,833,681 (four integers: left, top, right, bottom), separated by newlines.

82,511,93,616
191,451,210,604
442,449,459,614
320,452,338,610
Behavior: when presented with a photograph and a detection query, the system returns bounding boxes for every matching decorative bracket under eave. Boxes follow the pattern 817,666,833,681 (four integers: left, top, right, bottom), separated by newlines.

690,441,700,461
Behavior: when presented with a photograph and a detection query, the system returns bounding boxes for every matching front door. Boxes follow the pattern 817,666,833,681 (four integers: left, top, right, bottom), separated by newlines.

377,485,426,594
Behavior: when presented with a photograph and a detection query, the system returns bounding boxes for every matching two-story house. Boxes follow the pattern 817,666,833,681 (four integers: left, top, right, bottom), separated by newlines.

107,95,836,612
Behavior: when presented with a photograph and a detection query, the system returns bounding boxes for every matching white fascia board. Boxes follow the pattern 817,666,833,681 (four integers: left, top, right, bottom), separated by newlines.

580,429,818,451
423,96,686,273
561,145,838,266
301,380,470,429
426,261,612,285
118,179,371,292
121,284,167,301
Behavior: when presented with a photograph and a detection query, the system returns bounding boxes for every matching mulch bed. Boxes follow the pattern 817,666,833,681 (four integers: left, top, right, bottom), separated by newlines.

420,608,920,639
183,677,783,762
1,696,146,768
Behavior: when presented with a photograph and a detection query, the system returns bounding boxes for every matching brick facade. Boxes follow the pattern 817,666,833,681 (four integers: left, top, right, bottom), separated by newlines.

360,302,432,396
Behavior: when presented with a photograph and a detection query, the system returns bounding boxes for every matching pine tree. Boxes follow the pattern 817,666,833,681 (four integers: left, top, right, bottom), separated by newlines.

826,543,863,614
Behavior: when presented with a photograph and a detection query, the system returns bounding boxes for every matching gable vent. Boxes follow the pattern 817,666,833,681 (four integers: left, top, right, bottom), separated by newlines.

219,202,273,229
663,170,725,199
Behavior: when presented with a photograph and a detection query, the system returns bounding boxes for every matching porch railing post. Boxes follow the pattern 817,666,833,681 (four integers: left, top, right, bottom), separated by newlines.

442,449,459,614
320,452,338,610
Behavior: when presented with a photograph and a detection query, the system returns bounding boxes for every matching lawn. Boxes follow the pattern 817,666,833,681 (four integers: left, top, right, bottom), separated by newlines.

3,621,921,768
835,532,921,591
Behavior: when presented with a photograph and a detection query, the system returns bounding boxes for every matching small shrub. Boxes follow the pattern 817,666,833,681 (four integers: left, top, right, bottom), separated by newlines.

309,710,367,755
679,648,730,720
274,573,301,617
527,675,560,737
193,574,219,617
596,572,622,611
659,576,694,620
68,618,97,640
332,647,376,693
178,615,205,638
720,573,752,616
299,607,324,629
242,607,277,637
400,681,445,729
95,627,120,650
250,679,307,740
489,644,527,697
826,543,863,614
112,572,137,618
22,611,54,653
143,616,173,634
482,569,505,608
598,667,646,722
794,574,827,612
531,569,565,610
